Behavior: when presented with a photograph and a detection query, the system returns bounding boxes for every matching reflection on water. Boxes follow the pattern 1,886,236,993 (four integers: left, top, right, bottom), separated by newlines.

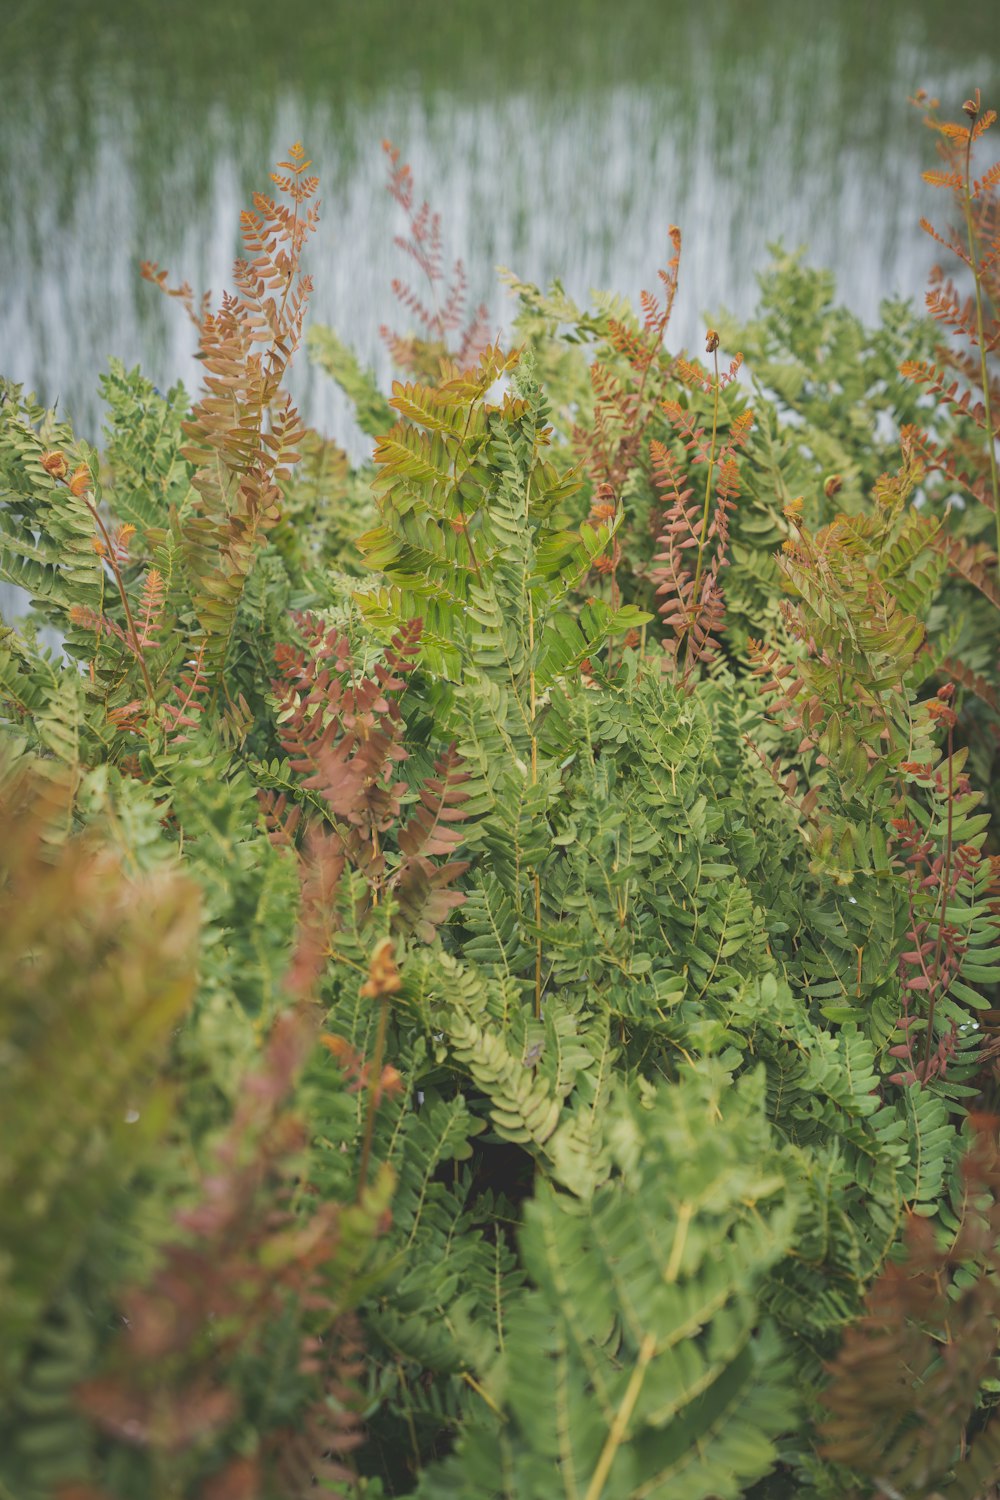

0,0,997,459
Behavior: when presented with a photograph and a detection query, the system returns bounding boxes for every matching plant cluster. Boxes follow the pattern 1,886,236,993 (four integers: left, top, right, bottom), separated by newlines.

1,95,999,1500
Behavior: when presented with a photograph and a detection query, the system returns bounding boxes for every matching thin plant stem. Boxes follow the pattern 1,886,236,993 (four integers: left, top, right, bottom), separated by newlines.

583,1204,692,1500
690,345,721,609
526,451,543,1020
683,343,721,677
583,1332,657,1500
462,1370,504,1418
452,399,484,585
960,126,1000,569
84,496,155,699
357,995,390,1199
924,722,955,1074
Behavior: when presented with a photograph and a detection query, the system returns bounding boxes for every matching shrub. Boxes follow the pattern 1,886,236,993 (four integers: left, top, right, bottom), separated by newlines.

1,99,999,1499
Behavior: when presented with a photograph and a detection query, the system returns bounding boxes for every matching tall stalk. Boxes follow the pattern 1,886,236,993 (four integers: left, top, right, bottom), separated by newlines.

959,97,1000,570
690,337,722,608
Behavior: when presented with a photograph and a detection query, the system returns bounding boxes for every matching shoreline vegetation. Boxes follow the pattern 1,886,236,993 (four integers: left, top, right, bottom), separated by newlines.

2,88,1000,1500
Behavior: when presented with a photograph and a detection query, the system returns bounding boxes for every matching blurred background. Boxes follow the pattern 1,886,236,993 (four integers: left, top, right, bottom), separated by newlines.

1,0,997,459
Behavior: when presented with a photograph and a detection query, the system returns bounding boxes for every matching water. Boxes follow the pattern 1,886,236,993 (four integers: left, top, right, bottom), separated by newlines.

1,0,997,463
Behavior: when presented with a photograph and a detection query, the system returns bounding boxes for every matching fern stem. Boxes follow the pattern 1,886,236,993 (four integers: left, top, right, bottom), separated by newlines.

691,346,721,605
453,401,484,585
371,824,381,905
584,1332,657,1500
665,1199,693,1282
961,128,1000,569
357,994,389,1199
533,873,543,1020
527,469,543,1020
395,1360,423,1471
462,1369,504,1417
923,721,955,1075
584,1203,690,1500
262,182,300,405
84,496,155,699
684,344,721,676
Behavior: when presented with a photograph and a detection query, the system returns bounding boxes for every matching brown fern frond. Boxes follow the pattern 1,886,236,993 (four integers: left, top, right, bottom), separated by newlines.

144,145,319,674
266,615,467,940
269,1314,367,1492
608,317,657,373
820,1121,1000,1495
649,379,748,674
933,338,1000,407
675,351,743,395
456,302,493,365
272,618,411,839
285,824,348,1000
397,743,471,859
439,257,468,331
922,166,965,191
642,225,682,338
572,239,683,612
78,1007,382,1490
393,855,469,944
942,653,1000,713
900,359,991,429
110,523,136,566
902,423,995,509
973,108,998,141
390,277,442,338
919,215,970,263
67,604,131,652
380,141,491,374
925,280,982,343
908,91,1000,573
934,531,1000,605
162,644,210,741
648,436,694,512
258,788,304,850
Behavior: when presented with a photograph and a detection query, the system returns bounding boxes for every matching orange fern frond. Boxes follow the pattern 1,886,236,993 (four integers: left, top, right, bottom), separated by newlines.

900,359,990,429
975,159,1000,198
111,523,136,565
924,280,980,343
139,261,210,329
922,167,964,190
573,239,683,509
68,604,132,654
144,145,319,674
972,108,997,142
908,90,1000,578
135,568,165,648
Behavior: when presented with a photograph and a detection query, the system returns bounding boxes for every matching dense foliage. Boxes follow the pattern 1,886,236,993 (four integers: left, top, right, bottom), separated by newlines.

1,96,999,1500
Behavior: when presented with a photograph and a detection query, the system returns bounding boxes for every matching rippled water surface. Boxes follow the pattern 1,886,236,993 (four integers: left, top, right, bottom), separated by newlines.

1,0,998,455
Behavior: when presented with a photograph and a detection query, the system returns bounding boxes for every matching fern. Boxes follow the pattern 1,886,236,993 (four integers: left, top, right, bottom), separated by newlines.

4,111,1000,1500
379,140,492,377
417,1069,799,1500
142,142,319,676
0,765,199,1411
820,1122,1000,1499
